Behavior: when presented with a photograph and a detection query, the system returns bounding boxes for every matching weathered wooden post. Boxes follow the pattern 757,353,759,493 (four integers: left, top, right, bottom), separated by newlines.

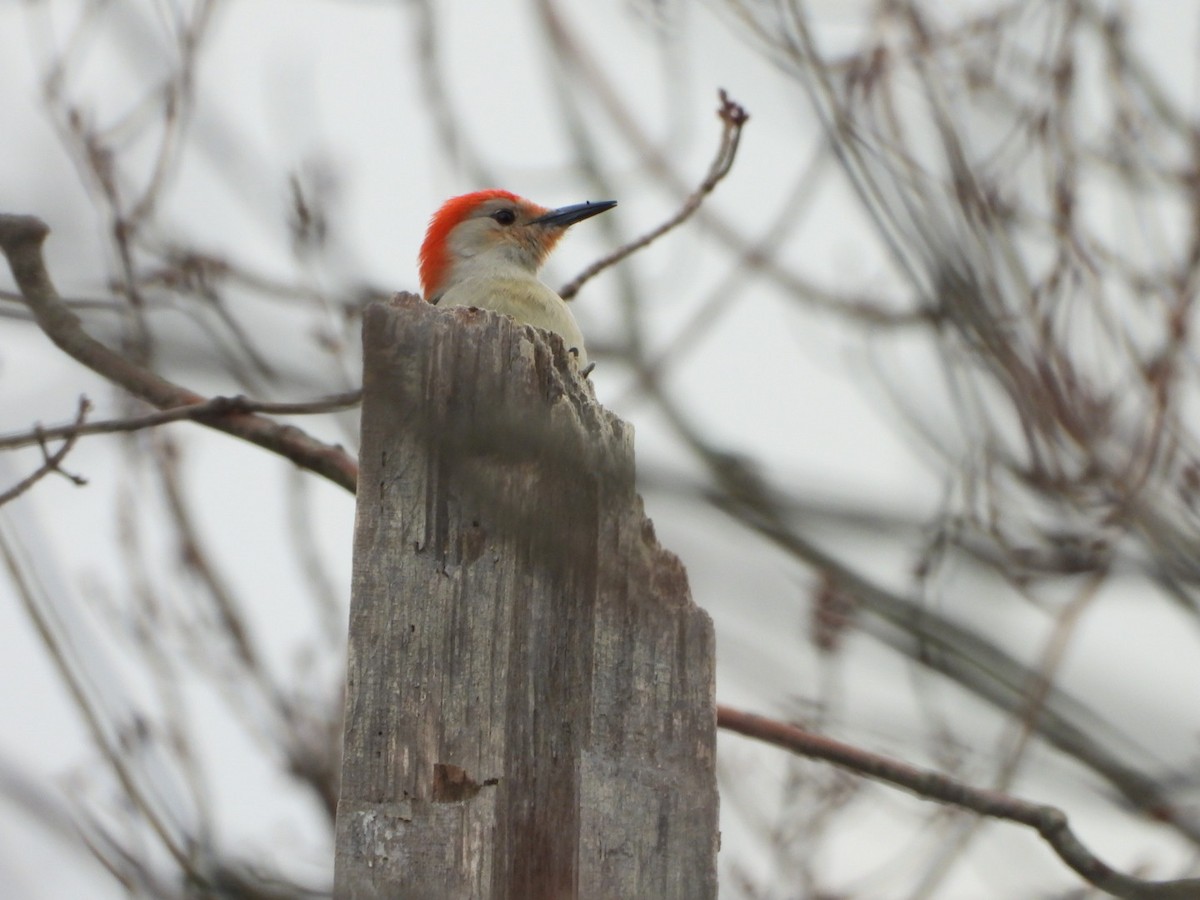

334,294,718,899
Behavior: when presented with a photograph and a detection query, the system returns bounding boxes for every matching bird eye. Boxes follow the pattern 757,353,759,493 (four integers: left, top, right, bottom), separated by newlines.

492,209,516,225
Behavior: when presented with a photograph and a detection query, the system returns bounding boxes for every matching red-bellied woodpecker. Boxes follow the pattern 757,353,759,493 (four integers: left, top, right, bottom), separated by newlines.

419,190,616,369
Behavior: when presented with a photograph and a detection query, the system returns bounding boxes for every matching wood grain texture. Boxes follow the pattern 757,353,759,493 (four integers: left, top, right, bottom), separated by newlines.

334,295,718,899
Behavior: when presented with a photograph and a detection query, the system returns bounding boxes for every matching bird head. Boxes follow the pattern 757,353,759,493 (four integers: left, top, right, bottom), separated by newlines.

419,189,616,301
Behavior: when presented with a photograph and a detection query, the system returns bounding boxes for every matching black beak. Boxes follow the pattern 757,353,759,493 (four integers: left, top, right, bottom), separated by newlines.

529,200,617,228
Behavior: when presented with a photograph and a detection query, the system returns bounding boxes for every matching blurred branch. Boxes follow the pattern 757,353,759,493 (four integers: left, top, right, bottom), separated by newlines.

628,143,828,389
410,0,496,187
629,307,1197,846
1,288,127,314
718,704,1200,900
0,520,198,878
0,214,359,493
725,478,1200,843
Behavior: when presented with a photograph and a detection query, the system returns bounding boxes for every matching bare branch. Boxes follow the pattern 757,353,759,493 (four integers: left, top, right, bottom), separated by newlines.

0,390,362,452
558,89,750,301
718,704,1200,900
0,215,359,493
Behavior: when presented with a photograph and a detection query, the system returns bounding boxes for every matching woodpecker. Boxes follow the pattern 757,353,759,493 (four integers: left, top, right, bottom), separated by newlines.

419,190,616,369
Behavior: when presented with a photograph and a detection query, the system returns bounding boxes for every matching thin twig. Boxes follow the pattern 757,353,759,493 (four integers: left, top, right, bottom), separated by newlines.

718,704,1200,900
0,526,197,878
558,89,750,301
0,397,91,506
0,390,362,451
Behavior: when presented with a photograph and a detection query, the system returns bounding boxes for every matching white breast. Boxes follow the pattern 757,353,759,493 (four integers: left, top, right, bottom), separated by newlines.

438,275,588,368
